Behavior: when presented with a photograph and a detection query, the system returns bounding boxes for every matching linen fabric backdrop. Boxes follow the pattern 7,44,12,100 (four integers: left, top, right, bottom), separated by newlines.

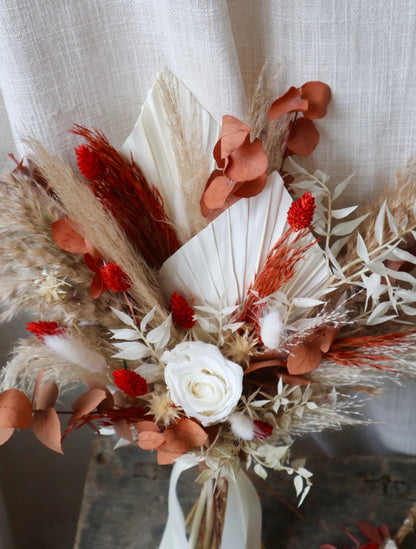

0,0,415,456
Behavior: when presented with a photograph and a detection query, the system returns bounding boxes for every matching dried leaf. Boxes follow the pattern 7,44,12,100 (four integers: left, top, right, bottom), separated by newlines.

374,200,387,245
357,233,370,263
0,390,32,429
31,369,44,408
202,171,235,210
225,136,268,182
300,81,331,119
287,118,320,156
137,430,165,450
214,115,251,163
332,173,355,200
51,217,89,254
110,328,140,341
269,87,308,120
0,428,14,445
331,205,358,219
146,315,172,350
331,213,369,236
135,420,160,433
111,307,137,328
173,417,208,447
112,342,151,360
36,382,59,411
32,408,63,454
114,420,133,442
69,388,107,424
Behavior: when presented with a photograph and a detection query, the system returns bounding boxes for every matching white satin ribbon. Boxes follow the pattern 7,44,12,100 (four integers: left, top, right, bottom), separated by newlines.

159,454,262,549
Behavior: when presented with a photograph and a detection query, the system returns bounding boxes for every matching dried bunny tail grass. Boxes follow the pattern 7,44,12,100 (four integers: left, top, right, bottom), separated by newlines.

29,141,168,326
246,63,289,175
0,164,126,327
338,157,416,274
157,70,211,239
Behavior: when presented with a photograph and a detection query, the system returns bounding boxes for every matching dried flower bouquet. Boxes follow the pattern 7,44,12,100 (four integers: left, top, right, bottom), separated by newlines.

0,71,416,548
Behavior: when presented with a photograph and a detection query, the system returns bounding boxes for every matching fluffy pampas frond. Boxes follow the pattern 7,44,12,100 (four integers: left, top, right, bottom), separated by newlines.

0,161,120,325
246,64,289,175
157,70,213,241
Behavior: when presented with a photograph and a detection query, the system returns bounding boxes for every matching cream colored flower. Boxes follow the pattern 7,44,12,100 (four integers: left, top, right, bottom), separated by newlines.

162,341,243,426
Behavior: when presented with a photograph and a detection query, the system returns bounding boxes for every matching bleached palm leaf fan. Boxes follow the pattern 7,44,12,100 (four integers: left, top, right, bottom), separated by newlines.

122,72,328,309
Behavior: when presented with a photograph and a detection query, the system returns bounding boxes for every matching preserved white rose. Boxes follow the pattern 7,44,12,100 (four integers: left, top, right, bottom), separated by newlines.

162,341,243,426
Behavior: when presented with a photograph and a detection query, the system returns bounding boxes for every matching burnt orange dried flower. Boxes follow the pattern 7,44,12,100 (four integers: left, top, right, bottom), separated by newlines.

75,144,106,181
99,262,131,292
287,192,315,231
170,292,196,329
112,369,148,397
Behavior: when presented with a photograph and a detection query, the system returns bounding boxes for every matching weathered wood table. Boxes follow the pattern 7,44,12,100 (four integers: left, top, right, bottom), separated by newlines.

75,438,416,548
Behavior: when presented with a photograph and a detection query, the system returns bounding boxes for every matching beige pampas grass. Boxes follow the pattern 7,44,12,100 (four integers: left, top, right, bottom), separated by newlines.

157,70,213,239
0,162,128,327
29,141,169,327
246,64,289,175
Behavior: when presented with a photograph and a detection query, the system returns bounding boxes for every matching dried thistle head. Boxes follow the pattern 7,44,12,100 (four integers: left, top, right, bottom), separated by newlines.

148,391,180,427
222,328,259,368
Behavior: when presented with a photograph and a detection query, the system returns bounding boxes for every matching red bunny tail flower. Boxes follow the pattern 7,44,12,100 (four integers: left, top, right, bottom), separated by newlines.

75,144,106,182
287,192,315,231
99,263,131,292
253,420,273,440
112,369,148,397
26,321,65,341
170,292,196,329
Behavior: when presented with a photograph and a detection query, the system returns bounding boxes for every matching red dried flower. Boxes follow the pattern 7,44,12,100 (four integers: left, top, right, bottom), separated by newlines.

170,292,196,329
287,192,315,231
75,144,106,181
26,321,64,341
112,369,148,397
253,420,273,440
99,263,131,292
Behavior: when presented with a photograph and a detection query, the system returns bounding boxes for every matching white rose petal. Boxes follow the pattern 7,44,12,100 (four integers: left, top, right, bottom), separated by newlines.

163,341,243,426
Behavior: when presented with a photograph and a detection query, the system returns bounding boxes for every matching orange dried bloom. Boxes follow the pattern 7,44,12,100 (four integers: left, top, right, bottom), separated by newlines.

170,292,196,329
112,369,148,397
99,263,131,292
75,144,106,181
287,192,315,231
26,321,64,341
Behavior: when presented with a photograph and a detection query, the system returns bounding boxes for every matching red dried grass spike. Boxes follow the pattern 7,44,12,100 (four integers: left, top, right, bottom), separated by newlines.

240,229,316,323
70,125,180,268
26,321,64,341
112,370,148,397
287,192,315,231
75,145,106,181
170,292,196,329
253,420,273,440
99,262,131,292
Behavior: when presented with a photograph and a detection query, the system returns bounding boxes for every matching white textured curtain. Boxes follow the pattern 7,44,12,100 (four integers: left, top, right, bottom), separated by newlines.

0,0,415,454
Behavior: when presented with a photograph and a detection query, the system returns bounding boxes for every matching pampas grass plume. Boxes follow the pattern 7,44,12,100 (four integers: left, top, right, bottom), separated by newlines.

43,334,107,372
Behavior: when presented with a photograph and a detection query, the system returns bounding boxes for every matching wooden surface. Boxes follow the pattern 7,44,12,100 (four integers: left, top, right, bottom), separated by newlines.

75,438,416,548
